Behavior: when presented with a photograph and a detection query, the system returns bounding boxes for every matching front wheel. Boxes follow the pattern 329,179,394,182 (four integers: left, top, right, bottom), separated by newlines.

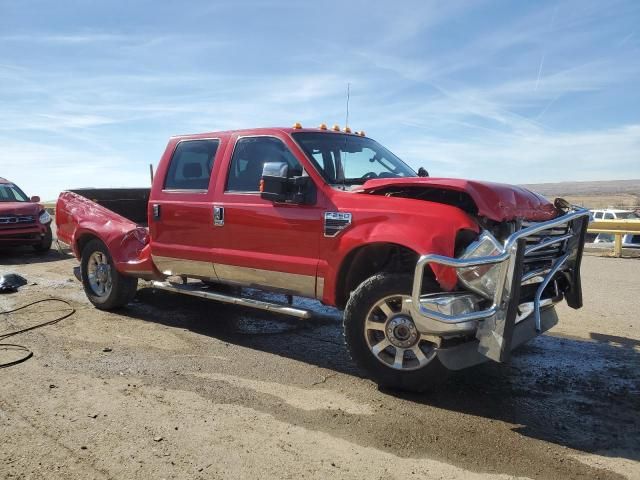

33,225,53,253
81,239,138,310
343,273,448,392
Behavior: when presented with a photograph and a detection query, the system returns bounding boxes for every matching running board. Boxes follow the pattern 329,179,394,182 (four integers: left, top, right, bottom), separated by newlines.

150,281,312,319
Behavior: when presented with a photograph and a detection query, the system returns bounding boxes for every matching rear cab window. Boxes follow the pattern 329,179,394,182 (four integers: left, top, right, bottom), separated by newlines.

164,140,220,191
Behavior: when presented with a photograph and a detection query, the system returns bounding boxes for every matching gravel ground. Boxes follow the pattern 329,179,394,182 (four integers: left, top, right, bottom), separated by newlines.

0,248,638,480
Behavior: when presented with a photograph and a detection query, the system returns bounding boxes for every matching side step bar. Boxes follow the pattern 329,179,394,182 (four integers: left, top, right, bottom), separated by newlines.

151,281,312,319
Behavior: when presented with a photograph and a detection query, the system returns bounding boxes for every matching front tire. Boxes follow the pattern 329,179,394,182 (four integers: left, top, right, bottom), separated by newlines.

33,225,53,253
344,273,448,392
81,239,138,310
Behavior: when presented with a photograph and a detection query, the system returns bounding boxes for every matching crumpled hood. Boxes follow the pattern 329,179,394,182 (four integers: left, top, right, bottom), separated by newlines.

0,201,40,216
359,177,558,222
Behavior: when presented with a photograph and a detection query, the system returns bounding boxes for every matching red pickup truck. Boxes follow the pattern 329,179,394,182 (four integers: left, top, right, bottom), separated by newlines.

56,125,590,391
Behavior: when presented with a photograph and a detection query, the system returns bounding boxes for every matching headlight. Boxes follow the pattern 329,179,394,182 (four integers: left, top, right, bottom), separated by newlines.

421,292,483,316
39,210,52,224
456,231,503,299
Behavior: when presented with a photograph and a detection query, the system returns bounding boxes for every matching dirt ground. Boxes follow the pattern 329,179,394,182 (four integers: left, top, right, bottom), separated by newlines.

1,248,638,480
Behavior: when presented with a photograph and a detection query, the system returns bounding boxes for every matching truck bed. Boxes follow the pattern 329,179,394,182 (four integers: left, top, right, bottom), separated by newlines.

56,188,156,278
69,188,150,226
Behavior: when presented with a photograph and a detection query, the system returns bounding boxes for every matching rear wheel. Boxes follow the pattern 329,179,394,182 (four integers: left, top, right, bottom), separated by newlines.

81,239,138,310
344,273,448,392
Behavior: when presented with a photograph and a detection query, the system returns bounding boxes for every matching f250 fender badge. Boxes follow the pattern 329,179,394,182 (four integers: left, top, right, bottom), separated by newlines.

324,212,352,237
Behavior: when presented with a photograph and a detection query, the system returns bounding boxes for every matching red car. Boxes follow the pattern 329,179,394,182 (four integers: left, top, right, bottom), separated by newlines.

56,125,590,391
0,177,52,252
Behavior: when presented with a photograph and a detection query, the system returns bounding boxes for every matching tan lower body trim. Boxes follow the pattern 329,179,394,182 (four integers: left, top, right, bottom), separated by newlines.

152,255,216,279
214,263,317,298
152,256,322,299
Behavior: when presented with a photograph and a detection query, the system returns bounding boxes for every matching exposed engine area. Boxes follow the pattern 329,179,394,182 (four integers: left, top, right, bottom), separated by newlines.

371,186,479,216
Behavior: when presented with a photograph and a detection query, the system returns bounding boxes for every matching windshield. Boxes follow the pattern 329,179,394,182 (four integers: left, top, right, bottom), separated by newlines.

0,183,28,202
292,132,416,185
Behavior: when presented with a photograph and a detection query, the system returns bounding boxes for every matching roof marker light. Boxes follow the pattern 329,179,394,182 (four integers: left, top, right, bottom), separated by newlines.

359,130,366,137
344,126,352,133
319,123,327,130
293,122,303,129
332,124,340,131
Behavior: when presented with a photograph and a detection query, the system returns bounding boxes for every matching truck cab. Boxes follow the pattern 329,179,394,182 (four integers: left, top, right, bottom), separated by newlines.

56,125,590,391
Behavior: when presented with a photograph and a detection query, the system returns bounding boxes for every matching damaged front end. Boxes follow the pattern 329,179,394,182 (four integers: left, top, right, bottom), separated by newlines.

410,204,590,368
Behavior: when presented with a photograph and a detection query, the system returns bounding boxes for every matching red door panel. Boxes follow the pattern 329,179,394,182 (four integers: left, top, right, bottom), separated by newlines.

149,137,225,278
210,133,325,297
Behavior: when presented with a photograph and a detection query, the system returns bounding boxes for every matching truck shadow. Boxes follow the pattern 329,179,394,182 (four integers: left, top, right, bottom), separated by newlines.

0,248,71,265
393,336,640,464
128,287,640,463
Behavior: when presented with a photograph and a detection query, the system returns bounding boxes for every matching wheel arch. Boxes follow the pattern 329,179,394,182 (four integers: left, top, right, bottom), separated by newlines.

334,242,435,310
75,231,102,258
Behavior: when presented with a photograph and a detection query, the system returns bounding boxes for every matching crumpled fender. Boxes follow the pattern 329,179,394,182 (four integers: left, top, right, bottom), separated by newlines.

56,191,158,277
320,200,480,305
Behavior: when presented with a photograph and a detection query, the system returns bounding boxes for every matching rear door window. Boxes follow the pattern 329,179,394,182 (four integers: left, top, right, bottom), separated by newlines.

604,212,615,219
164,140,220,191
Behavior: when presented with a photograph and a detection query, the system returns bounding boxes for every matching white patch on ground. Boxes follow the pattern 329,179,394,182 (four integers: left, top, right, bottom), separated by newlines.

572,451,640,480
193,372,374,415
2,370,532,480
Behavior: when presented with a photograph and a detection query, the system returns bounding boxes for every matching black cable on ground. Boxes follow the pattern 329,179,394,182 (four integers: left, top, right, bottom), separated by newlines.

0,298,75,368
0,344,33,368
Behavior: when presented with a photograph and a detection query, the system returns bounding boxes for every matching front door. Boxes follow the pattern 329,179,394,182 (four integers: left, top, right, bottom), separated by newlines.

149,138,223,279
212,134,325,298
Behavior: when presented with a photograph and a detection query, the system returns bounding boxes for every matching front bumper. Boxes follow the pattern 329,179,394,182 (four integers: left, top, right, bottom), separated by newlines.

436,304,559,370
410,208,590,363
0,224,50,246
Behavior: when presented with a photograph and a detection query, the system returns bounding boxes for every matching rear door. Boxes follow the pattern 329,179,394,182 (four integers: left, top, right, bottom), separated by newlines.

211,134,325,298
149,137,224,279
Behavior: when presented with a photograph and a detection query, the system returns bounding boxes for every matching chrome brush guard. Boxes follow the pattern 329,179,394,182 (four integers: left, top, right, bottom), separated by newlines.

410,207,590,362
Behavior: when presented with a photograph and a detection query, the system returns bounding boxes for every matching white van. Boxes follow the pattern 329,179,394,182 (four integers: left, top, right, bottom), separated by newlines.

590,209,639,220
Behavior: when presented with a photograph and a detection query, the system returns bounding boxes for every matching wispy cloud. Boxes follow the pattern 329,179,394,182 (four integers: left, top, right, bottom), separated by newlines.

535,54,545,91
0,137,150,199
391,124,640,183
0,33,129,44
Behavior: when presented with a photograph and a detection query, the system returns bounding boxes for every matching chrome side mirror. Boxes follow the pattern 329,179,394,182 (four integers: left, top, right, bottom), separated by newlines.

260,162,289,202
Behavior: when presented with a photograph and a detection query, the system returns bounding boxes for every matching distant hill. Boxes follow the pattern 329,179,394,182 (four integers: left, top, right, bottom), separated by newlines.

522,180,640,209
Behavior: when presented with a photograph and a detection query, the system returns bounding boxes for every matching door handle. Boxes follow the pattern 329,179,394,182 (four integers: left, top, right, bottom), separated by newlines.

152,204,161,220
213,206,224,226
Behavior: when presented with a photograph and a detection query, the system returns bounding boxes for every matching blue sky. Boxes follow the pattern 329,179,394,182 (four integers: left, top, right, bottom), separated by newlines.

1,0,639,200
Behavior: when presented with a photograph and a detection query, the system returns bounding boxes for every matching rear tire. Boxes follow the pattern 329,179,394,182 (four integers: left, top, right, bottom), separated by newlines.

81,239,138,310
33,225,53,253
344,273,448,392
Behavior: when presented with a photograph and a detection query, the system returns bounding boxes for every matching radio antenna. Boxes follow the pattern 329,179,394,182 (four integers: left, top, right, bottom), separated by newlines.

345,83,350,129
339,82,351,191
